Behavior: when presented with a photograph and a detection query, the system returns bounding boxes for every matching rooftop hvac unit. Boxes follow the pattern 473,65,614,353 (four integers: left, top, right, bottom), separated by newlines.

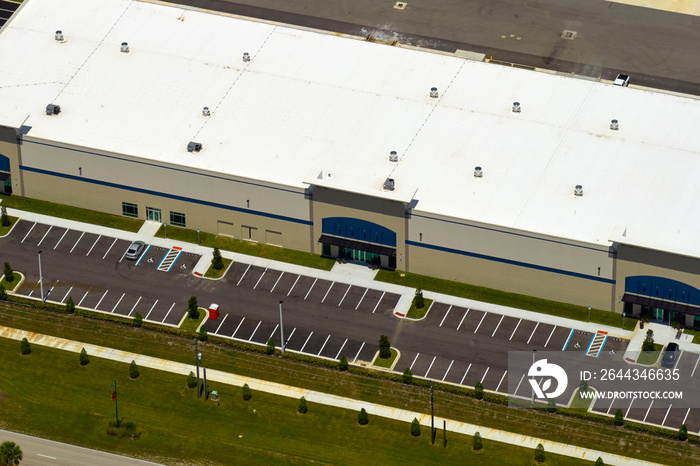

187,141,202,153
429,87,438,98
574,185,583,197
610,119,619,131
45,104,61,115
383,178,395,191
474,166,483,178
121,42,129,53
202,107,210,117
243,52,250,62
55,30,63,41
389,151,398,162
512,102,521,113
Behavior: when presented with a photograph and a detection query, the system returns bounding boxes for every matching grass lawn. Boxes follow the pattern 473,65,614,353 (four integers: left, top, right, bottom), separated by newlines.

636,347,662,365
570,390,593,410
156,225,335,271
0,195,143,232
683,329,700,344
377,270,637,330
0,302,697,465
0,337,593,466
0,272,22,292
0,215,18,236
204,258,232,279
179,309,206,331
406,298,433,319
373,348,398,369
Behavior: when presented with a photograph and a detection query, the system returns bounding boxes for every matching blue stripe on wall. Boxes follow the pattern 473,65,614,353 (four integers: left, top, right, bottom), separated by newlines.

20,165,312,226
406,240,615,284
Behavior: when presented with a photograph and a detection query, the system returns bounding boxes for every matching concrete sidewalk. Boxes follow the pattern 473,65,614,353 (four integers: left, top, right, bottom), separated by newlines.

0,325,660,466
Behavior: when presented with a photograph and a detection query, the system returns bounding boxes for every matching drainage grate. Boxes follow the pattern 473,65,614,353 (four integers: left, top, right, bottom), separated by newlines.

561,30,577,40
394,2,407,10
157,247,182,272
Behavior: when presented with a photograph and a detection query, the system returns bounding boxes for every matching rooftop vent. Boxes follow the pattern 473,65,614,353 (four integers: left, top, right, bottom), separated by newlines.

574,185,583,197
512,102,521,113
610,119,619,131
187,141,202,153
474,166,483,178
202,107,210,117
55,30,63,42
383,178,395,191
45,104,61,116
243,52,250,62
389,151,398,162
429,87,438,98
121,42,129,53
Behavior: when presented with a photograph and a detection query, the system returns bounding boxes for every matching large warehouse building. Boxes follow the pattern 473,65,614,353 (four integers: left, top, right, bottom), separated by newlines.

2,0,700,326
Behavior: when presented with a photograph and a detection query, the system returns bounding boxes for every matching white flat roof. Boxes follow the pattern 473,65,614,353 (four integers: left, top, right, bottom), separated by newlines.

2,0,700,257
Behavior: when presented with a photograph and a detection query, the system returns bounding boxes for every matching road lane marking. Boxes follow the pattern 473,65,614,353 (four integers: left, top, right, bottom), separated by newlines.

338,284,351,307
321,281,334,303
480,367,490,384
562,329,575,350
643,400,654,422
95,290,109,309
442,360,454,381
304,278,318,300
70,232,85,253
514,373,525,395
78,290,89,307
214,314,228,334
692,355,700,377
372,291,385,313
456,309,469,330
355,288,368,310
86,235,101,256
21,222,36,243
61,286,73,304
424,356,436,377
249,321,262,340
491,315,504,337
474,312,487,334
509,319,522,341
111,293,125,313
129,296,142,316
300,332,314,353
410,353,420,370
236,264,251,286
270,272,284,293
352,342,365,363
662,404,672,425
544,326,557,347
335,338,348,359
527,322,540,344
318,334,331,355
145,299,158,320
287,275,301,296
269,324,279,339
162,303,176,322
37,225,53,246
460,364,472,385
253,268,267,289
496,370,508,392
232,317,245,337
102,237,118,259
54,229,69,249
439,305,452,327
37,454,57,460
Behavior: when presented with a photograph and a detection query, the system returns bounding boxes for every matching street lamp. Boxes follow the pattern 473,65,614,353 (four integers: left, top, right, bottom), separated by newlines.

623,311,626,329
37,250,44,302
197,228,200,244
279,301,285,354
196,351,202,398
531,349,537,407
588,306,591,322
163,223,167,238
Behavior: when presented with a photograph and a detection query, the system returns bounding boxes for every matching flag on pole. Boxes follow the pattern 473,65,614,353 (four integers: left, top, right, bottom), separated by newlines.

112,391,117,401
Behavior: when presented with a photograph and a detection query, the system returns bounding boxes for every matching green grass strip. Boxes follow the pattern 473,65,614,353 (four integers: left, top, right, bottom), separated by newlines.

204,258,232,279
179,309,206,331
373,348,398,368
0,272,22,292
0,215,18,236
406,298,433,319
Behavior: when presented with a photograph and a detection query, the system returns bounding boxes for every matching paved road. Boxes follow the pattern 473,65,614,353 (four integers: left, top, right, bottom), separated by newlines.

0,0,19,29
0,429,161,465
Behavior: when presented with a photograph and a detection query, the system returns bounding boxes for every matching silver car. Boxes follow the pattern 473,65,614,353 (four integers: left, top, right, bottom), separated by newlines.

125,240,146,260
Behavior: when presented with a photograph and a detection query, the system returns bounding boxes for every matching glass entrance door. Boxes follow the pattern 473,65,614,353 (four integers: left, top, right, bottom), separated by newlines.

146,207,161,222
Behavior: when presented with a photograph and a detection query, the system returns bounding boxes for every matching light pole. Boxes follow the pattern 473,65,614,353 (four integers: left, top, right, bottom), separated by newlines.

196,351,202,398
163,223,167,238
111,379,119,428
623,311,626,329
37,250,44,302
279,301,285,354
197,228,200,244
531,349,537,407
588,306,591,322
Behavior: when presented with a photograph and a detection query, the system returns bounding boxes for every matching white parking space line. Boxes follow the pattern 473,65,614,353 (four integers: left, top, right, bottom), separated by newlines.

456,309,469,330
544,326,557,347
95,290,109,310
54,229,69,249
304,278,318,300
70,232,85,253
28,283,36,297
111,293,125,313
460,364,472,385
662,404,672,426
643,400,654,422
606,398,615,414
145,299,159,320
676,350,684,367
692,355,700,377
253,268,267,290
424,356,436,378
135,245,150,266
491,315,504,337
236,264,251,286
442,360,454,381
439,305,452,327
129,296,142,316
86,235,101,256
78,291,89,307
335,338,348,359
337,284,351,307
232,317,245,337
474,312,487,334
21,222,36,243
480,367,490,384
372,291,385,313
269,324,279,340
410,353,420,370
61,287,73,304
509,319,522,341
37,225,52,246
527,322,540,344
353,342,365,363
355,288,368,310
44,282,57,302
300,332,314,353
563,329,574,351
249,321,262,340
514,373,525,395
496,370,508,392
270,272,284,293
102,237,118,259
162,302,176,322
286,328,296,346
682,408,691,426
625,398,634,418
321,282,335,303
287,275,301,296
318,335,331,355
214,314,228,334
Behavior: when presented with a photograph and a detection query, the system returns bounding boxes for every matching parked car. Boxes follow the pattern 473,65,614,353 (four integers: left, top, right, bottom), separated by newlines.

125,240,146,260
661,342,680,368
613,74,630,87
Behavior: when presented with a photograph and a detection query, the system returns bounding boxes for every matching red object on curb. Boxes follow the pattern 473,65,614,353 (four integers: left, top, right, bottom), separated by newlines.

194,272,203,277
395,312,405,317
209,303,219,320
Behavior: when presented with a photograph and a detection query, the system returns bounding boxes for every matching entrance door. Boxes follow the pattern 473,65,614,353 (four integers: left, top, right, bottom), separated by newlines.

146,207,161,222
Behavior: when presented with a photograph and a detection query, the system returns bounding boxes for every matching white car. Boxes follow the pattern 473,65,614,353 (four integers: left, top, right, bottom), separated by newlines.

613,74,630,87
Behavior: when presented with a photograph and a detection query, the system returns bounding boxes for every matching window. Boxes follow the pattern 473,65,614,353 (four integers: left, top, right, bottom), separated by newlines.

122,202,138,218
170,211,186,227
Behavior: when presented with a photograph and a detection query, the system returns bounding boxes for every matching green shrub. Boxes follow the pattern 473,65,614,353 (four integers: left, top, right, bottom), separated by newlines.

413,288,424,309
20,337,31,355
65,296,75,313
403,367,413,384
595,457,604,466
133,312,143,327
0,284,6,300
298,396,308,414
242,383,252,401
187,296,199,319
358,408,369,426
534,443,545,463
680,423,688,441
198,325,208,342
475,382,484,400
265,337,275,355
212,247,224,270
378,335,391,359
641,329,656,352
411,418,421,437
79,347,89,366
338,354,348,371
129,360,139,379
473,431,482,451
3,262,13,283
614,408,624,426
0,210,10,227
547,397,557,413
579,379,588,396
186,371,197,389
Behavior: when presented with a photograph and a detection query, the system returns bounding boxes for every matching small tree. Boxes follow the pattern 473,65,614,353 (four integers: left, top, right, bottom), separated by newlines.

679,423,688,441
358,408,369,425
65,296,75,313
130,360,139,379
212,248,224,270
641,329,655,352
473,431,482,451
534,443,545,463
20,337,31,355
0,209,10,227
579,379,589,397
0,441,23,466
413,288,425,309
0,284,6,300
403,367,413,384
266,337,275,355
79,347,89,366
411,418,421,437
198,325,208,342
3,262,13,283
378,334,391,359
614,408,624,426
475,382,484,400
547,397,557,413
186,371,197,389
595,458,604,466
133,312,143,327
338,354,348,371
298,396,308,414
187,296,199,320
242,383,252,401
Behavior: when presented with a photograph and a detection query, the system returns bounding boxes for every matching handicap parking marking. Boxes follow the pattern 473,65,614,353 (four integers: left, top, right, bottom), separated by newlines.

86,235,101,256
21,222,37,243
157,247,182,272
36,225,53,246
460,363,472,385
562,328,575,350
456,308,469,330
102,237,118,259
70,232,85,253
135,245,151,265
145,299,159,320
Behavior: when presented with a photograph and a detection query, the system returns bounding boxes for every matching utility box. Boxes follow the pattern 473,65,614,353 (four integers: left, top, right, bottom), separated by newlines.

209,303,219,320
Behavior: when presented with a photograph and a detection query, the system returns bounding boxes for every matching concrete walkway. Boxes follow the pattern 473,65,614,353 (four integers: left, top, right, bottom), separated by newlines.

0,325,660,466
